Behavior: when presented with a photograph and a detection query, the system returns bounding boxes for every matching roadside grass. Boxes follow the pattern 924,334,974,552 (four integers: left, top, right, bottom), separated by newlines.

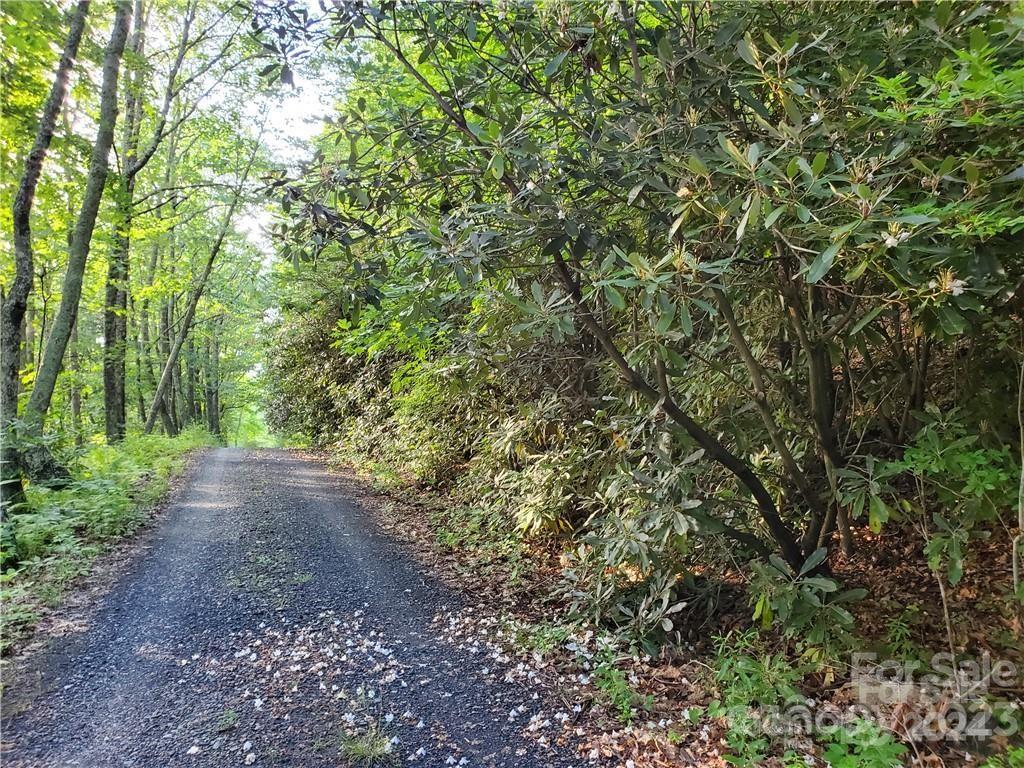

0,426,216,654
336,720,396,767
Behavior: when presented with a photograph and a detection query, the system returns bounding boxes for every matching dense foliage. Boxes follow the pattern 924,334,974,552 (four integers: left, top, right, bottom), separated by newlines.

266,0,1023,641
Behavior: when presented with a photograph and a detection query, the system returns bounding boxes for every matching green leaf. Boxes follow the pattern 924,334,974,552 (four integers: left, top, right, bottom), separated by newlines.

736,35,758,67
849,305,883,336
970,26,987,50
687,154,709,177
844,258,869,281
806,242,841,283
717,134,747,167
655,306,674,334
812,151,827,176
763,205,785,229
604,284,626,310
657,34,673,66
893,213,939,225
936,304,968,335
678,301,693,335
802,577,838,593
544,51,569,77
964,161,979,185
530,281,544,305
868,494,890,533
489,153,505,180
735,205,751,242
799,547,828,576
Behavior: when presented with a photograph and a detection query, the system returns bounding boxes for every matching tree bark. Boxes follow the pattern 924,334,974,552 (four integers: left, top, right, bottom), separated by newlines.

70,317,83,446
208,324,221,436
1,1,90,511
104,0,145,443
185,335,198,423
25,1,132,440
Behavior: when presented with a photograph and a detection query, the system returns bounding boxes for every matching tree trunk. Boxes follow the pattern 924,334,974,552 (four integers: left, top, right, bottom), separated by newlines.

157,300,179,436
1,0,90,511
209,326,221,436
104,0,146,443
203,336,217,435
131,297,146,423
103,193,131,442
24,0,132,440
185,334,198,423
70,317,83,446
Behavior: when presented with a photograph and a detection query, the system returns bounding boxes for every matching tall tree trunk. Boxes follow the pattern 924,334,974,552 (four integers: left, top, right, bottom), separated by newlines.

1,1,90,512
24,1,131,428
103,193,131,442
70,317,83,447
157,300,179,436
23,304,35,373
103,0,146,443
203,336,216,435
208,325,221,436
131,297,146,423
35,267,50,372
185,335,198,423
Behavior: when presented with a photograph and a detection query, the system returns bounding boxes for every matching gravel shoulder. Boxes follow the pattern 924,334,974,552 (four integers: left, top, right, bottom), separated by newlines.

1,448,582,768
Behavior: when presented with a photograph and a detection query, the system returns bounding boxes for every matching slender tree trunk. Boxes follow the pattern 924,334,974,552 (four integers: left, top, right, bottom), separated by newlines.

35,268,49,372
23,304,35,374
185,335,198,423
172,348,185,428
1,1,90,511
70,317,83,446
103,191,131,442
209,325,221,436
23,1,132,454
157,300,178,436
131,298,146,423
104,0,146,443
203,336,217,435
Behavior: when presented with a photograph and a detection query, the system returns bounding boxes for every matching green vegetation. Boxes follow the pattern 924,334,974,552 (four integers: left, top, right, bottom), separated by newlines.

2,1,1023,765
259,1,1023,764
336,721,396,767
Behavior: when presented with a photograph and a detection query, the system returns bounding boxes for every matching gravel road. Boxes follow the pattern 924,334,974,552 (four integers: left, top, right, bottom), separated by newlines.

2,449,583,768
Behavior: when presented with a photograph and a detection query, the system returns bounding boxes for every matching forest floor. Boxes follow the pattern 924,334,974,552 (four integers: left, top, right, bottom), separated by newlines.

0,449,587,768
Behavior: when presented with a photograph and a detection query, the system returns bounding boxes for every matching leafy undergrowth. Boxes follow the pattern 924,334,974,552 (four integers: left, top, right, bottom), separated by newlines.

330,453,1024,768
0,426,216,655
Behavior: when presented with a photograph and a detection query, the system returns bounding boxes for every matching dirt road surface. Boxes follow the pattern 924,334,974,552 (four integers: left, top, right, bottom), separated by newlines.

3,449,582,768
